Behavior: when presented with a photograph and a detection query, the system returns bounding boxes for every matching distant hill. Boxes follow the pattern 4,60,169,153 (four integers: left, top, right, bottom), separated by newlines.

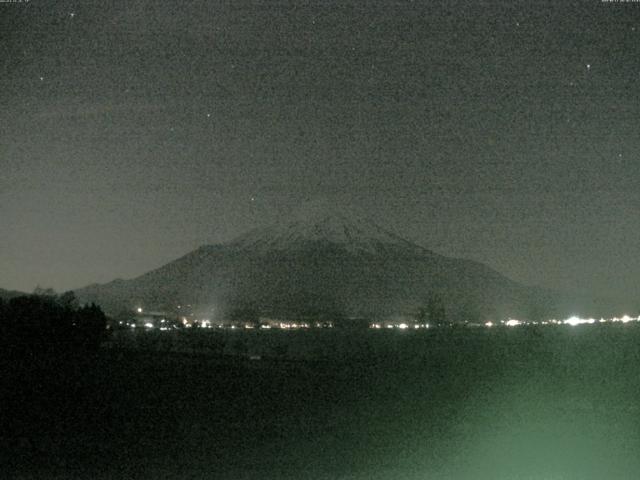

75,204,621,322
0,288,27,301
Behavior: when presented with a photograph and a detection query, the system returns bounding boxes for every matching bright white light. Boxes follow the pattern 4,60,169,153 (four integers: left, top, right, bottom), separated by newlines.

398,323,408,330
260,325,271,329
144,322,154,329
505,319,521,327
563,316,595,326
564,316,582,326
485,321,494,328
621,315,633,323
137,307,143,313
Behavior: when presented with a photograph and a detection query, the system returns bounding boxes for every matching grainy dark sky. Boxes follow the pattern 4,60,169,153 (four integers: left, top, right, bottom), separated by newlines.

1,0,639,302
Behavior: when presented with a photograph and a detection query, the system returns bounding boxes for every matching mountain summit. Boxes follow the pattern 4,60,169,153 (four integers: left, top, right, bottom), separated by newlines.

230,202,429,255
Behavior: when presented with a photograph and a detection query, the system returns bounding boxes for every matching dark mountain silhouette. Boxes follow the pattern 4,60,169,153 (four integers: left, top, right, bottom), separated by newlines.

75,204,618,322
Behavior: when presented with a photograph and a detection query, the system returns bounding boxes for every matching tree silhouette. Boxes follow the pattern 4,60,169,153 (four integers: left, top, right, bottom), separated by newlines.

426,293,446,326
74,303,108,349
0,292,108,355
58,290,80,311
417,306,428,324
33,286,57,297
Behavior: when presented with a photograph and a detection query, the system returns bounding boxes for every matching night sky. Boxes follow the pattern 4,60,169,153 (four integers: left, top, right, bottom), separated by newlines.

1,0,639,302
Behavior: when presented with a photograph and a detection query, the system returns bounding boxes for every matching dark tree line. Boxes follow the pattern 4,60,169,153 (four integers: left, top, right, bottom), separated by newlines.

0,291,108,356
1,292,109,463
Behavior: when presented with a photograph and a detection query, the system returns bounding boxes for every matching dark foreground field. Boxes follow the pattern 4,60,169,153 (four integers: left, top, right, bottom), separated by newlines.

3,325,640,479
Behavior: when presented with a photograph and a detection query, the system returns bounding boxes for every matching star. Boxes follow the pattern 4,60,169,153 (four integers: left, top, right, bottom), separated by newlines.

39,76,44,81
69,12,76,18
586,64,591,70
206,113,211,118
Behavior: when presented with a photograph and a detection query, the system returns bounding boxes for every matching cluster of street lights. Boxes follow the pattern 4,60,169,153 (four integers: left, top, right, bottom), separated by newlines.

497,315,639,328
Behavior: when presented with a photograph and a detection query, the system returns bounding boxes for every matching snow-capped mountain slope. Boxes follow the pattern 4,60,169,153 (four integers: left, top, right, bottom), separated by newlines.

229,205,430,255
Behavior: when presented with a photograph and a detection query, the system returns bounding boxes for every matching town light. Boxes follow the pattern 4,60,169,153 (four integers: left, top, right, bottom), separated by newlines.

563,316,594,326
